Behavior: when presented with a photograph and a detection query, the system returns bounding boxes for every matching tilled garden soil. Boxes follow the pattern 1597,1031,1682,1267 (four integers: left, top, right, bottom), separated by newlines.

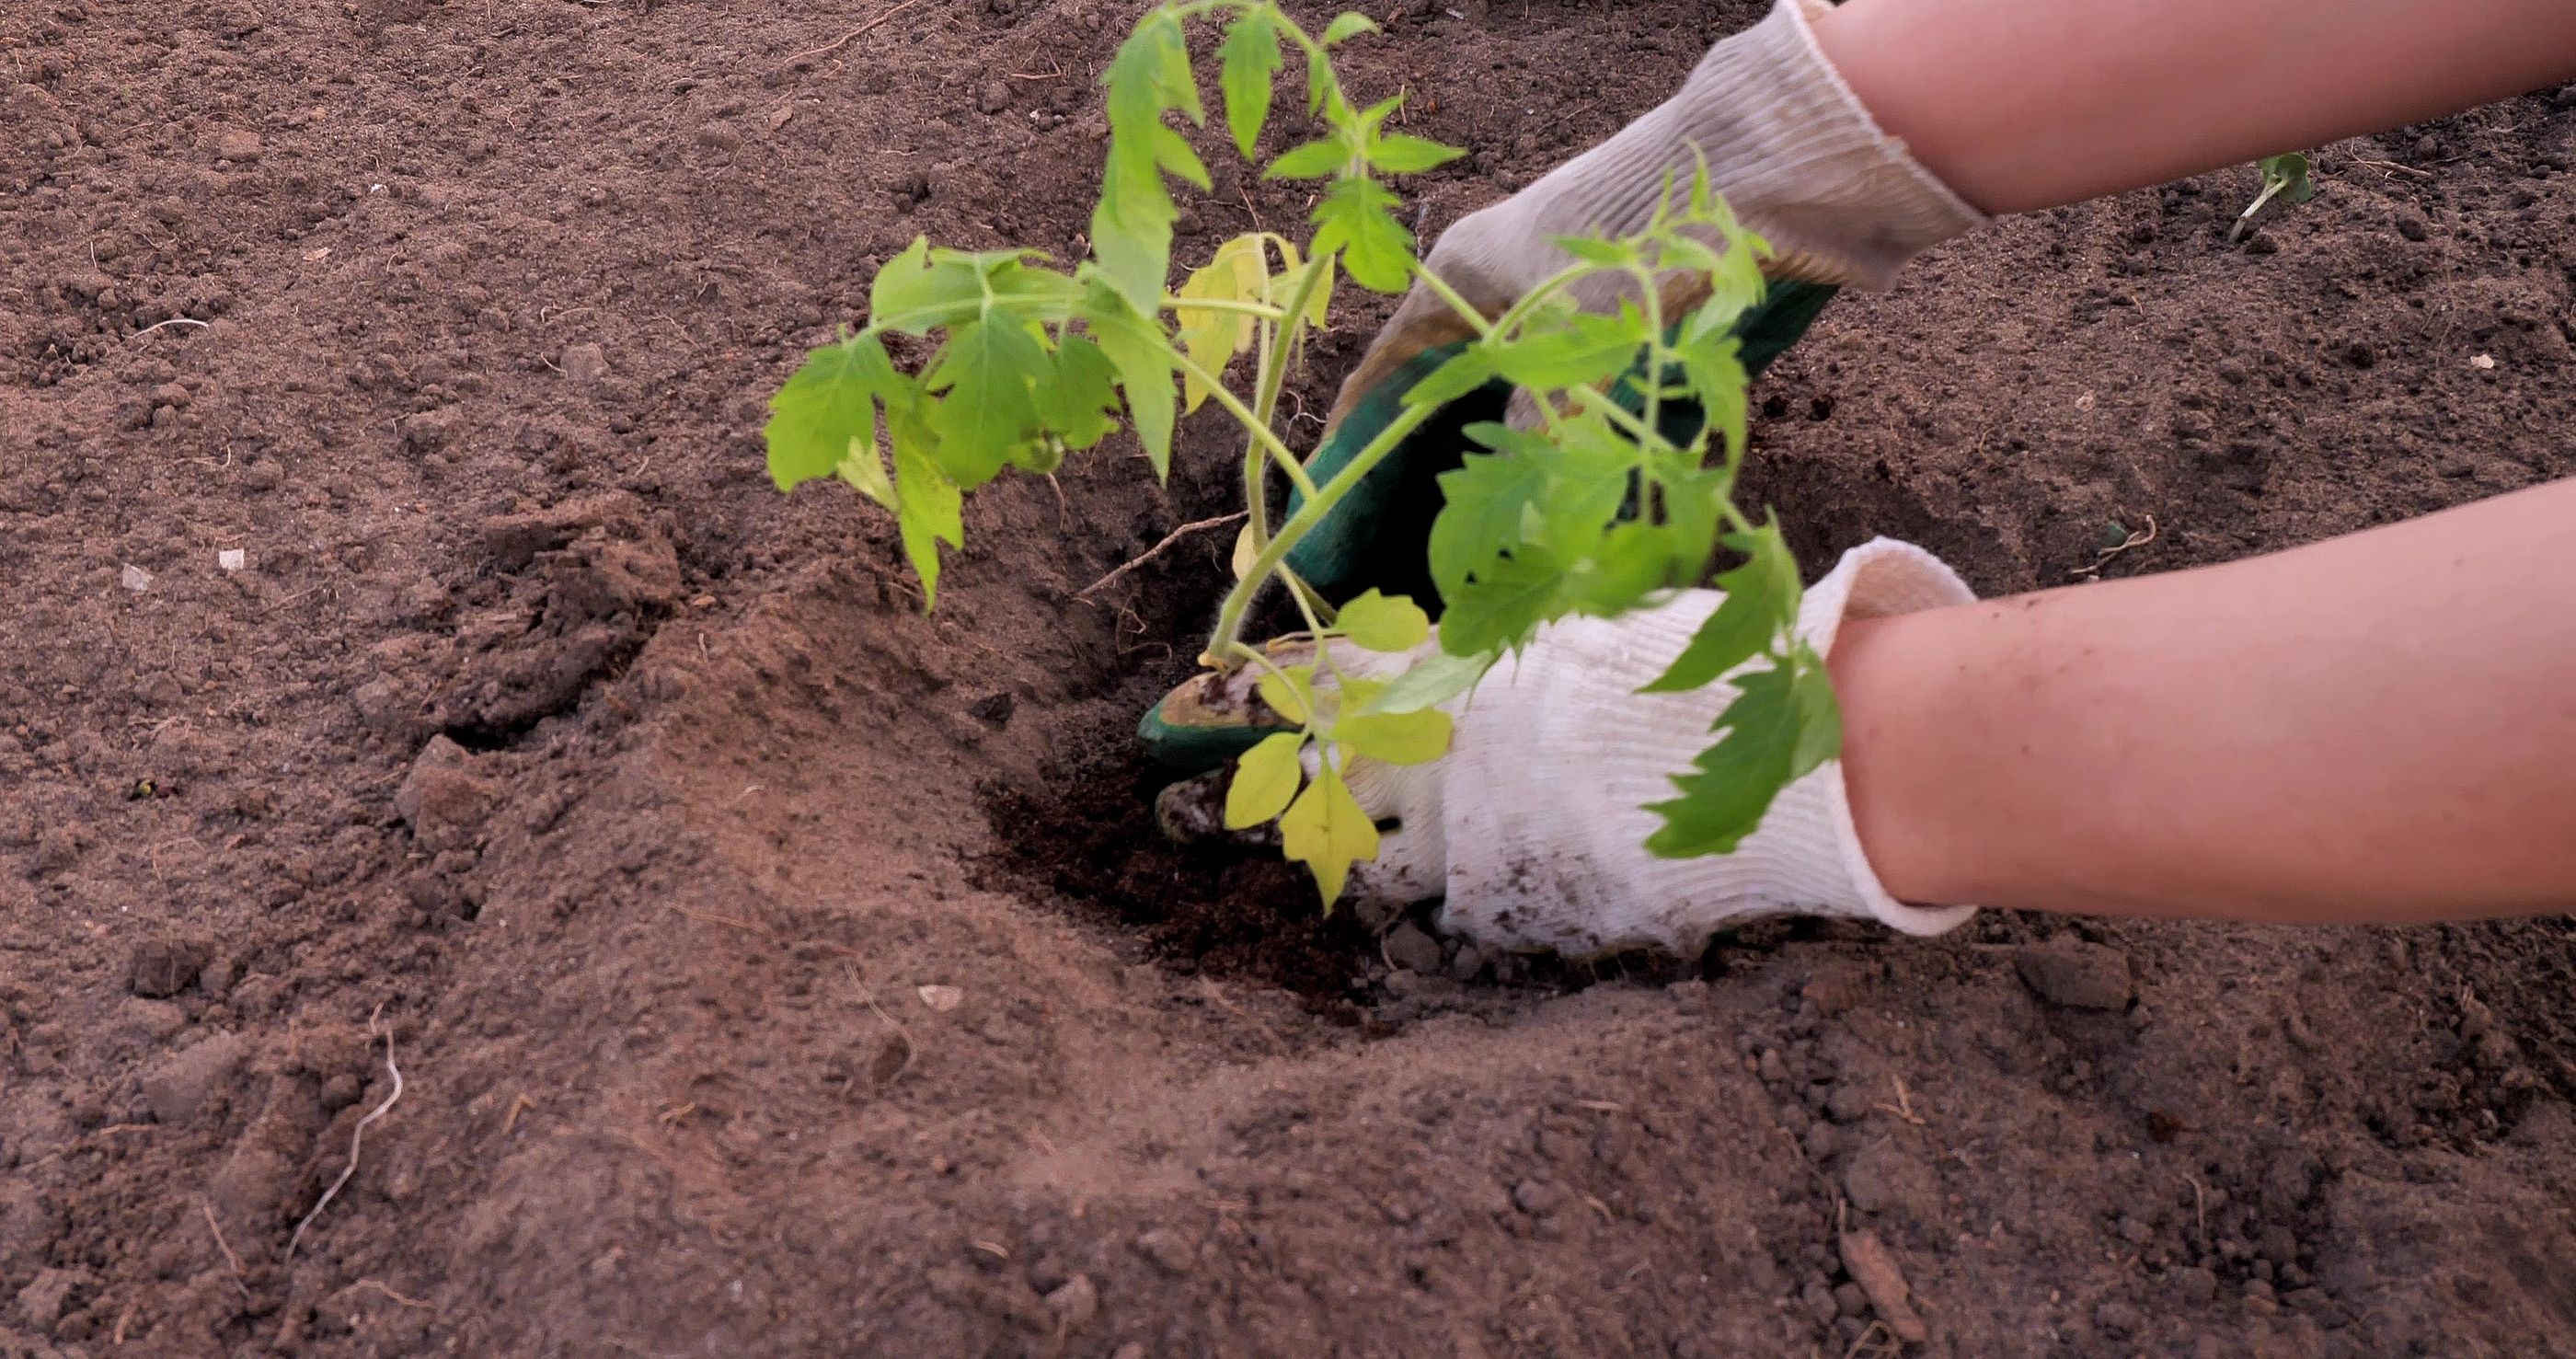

6,0,2576,1353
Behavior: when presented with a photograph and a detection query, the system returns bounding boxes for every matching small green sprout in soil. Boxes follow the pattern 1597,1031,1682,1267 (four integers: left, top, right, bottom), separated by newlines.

760,1,1835,903
2232,151,2317,242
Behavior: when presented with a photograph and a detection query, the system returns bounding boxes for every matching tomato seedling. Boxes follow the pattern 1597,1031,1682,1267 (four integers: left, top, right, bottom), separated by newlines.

762,1,1836,902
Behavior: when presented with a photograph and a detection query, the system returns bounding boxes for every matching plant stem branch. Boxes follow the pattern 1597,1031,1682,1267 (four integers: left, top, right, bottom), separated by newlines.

1166,297,1289,320
1408,262,1497,339
1202,396,1443,663
1168,351,1318,500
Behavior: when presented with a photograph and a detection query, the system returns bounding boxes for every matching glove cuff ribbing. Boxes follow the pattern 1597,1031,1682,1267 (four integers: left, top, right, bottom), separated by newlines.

1517,0,1988,289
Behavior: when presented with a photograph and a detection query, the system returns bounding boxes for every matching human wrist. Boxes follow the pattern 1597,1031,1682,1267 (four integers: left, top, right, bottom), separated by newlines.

1827,606,1993,912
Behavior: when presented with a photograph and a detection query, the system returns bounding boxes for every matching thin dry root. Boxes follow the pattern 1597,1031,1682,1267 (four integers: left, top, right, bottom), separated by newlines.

201,1200,251,1296
287,1006,406,1259
1077,512,1249,600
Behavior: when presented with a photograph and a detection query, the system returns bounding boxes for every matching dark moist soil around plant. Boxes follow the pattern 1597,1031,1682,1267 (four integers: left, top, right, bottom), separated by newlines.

7,0,2576,1355
974,734,1704,1019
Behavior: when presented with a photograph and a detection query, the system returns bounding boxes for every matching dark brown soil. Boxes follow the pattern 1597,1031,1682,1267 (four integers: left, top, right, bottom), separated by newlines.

5,0,2576,1354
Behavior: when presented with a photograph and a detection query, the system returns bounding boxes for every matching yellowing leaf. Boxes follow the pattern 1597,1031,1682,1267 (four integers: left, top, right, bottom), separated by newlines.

1230,520,1261,579
1176,235,1269,411
1336,589,1430,652
834,434,895,509
1225,731,1305,828
1279,764,1378,904
1332,708,1451,766
1256,662,1314,724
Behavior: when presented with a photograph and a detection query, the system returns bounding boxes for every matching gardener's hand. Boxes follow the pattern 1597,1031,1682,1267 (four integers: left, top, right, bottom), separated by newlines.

1158,540,1983,957
1331,0,1983,423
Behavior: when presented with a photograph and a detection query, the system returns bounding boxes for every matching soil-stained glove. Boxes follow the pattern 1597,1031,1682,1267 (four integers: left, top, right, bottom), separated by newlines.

1330,0,1986,421
1161,540,1983,957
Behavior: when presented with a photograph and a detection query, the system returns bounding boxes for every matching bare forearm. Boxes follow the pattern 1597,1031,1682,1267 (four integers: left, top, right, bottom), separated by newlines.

1815,0,2576,214
1834,479,2576,925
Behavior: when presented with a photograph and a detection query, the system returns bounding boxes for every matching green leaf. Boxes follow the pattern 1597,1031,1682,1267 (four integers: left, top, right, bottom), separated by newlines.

1043,333,1122,452
1653,232,1722,279
1639,523,1798,693
1561,521,1672,616
1153,125,1213,191
1363,649,1490,714
1304,45,1334,116
765,332,903,491
1518,416,1633,566
1091,15,1193,312
1091,153,1177,315
1265,136,1347,181
1427,434,1550,599
1642,662,1803,858
921,315,1049,487
1438,546,1563,656
1319,11,1377,43
1550,236,1637,267
888,405,964,605
1400,344,1499,409
1081,282,1178,478
1336,589,1431,651
1671,328,1748,461
1787,646,1842,779
1217,10,1282,158
1279,763,1379,904
1225,731,1305,829
868,238,983,332
1175,235,1267,411
1656,465,1733,584
1310,178,1413,294
1367,132,1460,175
1257,662,1316,725
1332,707,1451,766
983,255,1083,318
1488,308,1643,390
2260,151,2315,204
1268,242,1333,332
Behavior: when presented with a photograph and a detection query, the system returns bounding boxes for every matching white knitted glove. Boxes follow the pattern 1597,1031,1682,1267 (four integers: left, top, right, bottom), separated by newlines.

1182,540,1983,957
1335,0,1984,418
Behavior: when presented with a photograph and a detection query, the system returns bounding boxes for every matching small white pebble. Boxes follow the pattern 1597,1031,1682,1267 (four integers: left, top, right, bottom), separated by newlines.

2470,353,2497,370
218,548,247,572
916,984,964,1012
121,563,154,593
